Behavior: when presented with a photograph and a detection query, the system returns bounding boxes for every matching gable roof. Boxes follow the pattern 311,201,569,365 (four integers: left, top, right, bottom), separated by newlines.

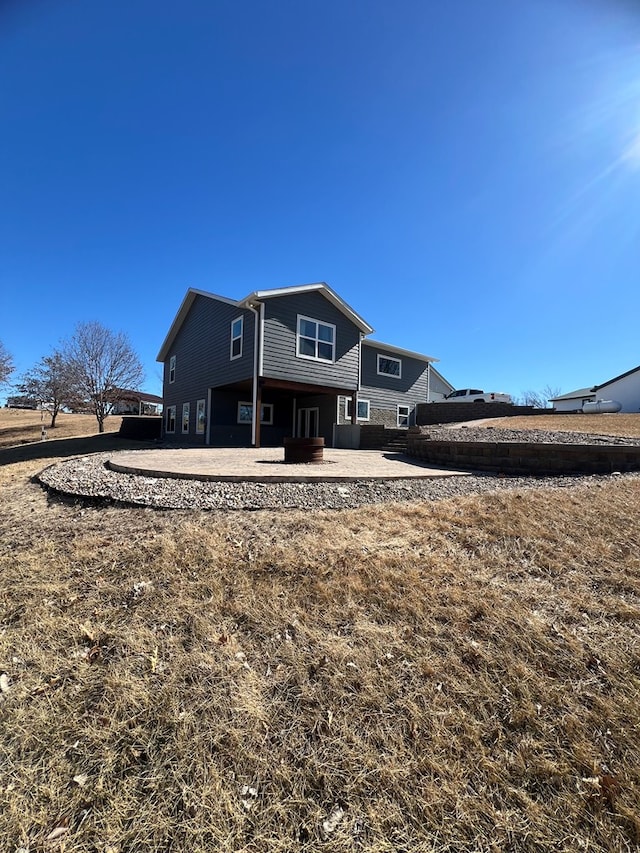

592,364,640,391
549,387,595,402
361,338,438,363
238,282,374,335
157,282,374,361
157,288,239,362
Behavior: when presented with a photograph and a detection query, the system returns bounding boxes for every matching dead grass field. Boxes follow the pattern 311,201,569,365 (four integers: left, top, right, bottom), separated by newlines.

482,413,640,438
1,418,639,852
0,408,120,449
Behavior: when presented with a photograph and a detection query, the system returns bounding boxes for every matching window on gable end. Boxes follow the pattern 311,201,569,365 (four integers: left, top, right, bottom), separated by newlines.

297,315,335,362
230,316,243,360
377,354,401,378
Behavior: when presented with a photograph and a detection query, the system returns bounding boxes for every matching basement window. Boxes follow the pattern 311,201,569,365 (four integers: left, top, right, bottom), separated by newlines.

166,405,176,433
237,401,274,425
397,404,410,427
345,398,370,421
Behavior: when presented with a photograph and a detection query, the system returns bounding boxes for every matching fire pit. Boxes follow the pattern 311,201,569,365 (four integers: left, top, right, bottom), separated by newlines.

283,436,325,464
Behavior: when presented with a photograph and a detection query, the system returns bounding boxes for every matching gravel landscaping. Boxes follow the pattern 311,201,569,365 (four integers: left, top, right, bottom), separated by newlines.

418,426,640,445
37,425,640,510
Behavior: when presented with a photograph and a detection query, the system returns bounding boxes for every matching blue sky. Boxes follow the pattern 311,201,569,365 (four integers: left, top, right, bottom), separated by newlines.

2,0,640,403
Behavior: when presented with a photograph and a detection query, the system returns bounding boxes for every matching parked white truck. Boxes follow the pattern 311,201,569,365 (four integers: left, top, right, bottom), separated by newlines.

442,388,513,403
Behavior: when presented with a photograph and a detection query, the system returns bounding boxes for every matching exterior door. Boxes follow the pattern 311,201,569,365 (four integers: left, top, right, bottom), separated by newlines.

297,407,320,438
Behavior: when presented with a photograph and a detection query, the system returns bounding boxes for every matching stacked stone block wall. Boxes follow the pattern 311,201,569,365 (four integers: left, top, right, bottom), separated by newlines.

415,403,554,425
407,435,640,475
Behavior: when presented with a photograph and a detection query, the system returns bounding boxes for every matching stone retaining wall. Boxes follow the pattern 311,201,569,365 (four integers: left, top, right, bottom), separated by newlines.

415,403,551,425
360,425,408,449
119,416,162,440
407,435,640,475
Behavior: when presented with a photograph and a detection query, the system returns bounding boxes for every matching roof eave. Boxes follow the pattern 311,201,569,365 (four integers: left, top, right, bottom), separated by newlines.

156,288,239,362
239,282,374,335
362,338,439,363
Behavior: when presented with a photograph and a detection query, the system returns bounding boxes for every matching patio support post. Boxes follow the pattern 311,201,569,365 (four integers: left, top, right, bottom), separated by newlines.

351,390,358,424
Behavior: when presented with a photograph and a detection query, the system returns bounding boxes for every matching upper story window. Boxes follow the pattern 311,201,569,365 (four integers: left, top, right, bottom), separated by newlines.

297,315,335,362
230,316,243,360
169,355,176,383
377,354,402,378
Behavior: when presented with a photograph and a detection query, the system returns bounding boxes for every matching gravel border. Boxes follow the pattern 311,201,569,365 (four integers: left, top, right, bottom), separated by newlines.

37,451,640,511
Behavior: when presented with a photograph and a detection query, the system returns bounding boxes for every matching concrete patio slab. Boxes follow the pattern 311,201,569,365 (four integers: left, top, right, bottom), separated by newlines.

108,447,473,483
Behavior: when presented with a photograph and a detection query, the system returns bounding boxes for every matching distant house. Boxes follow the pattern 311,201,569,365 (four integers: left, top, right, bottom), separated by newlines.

111,390,163,416
549,365,640,413
157,282,452,447
548,388,596,413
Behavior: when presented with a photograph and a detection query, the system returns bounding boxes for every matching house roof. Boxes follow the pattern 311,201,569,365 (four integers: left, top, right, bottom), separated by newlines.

239,282,374,335
115,389,163,404
156,288,240,362
362,338,438,363
428,364,454,392
549,387,595,402
591,364,640,391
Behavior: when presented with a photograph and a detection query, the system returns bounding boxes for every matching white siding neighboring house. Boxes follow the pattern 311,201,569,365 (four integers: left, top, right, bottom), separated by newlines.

590,365,640,413
548,388,596,413
549,365,640,413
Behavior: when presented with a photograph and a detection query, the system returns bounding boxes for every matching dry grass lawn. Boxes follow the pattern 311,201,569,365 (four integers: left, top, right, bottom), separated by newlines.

1,416,639,852
482,413,640,438
0,408,121,449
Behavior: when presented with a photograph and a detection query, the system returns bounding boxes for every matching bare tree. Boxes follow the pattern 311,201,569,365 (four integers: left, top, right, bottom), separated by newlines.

64,322,144,433
521,384,562,408
18,351,79,428
0,341,15,387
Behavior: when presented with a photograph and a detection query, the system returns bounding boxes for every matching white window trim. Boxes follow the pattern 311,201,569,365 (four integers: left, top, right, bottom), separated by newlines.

181,402,190,433
397,404,410,428
377,353,402,379
296,314,336,363
169,355,176,384
230,315,244,361
166,405,176,433
195,399,206,434
237,401,274,425
345,397,370,421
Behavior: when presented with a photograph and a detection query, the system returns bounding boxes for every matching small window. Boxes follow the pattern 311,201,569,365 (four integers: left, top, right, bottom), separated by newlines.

345,398,370,421
377,354,402,378
230,316,243,360
169,355,176,384
397,404,410,427
237,401,274,425
297,315,335,362
166,405,176,433
182,402,190,433
196,399,206,434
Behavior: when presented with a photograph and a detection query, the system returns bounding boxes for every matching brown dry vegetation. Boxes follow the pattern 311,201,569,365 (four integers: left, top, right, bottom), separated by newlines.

0,408,120,449
1,419,640,852
482,413,640,438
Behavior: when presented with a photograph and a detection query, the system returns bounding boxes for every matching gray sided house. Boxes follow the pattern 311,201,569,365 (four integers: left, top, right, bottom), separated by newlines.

157,282,447,447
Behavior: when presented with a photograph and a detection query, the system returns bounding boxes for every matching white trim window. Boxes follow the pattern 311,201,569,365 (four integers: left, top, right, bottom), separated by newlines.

397,404,410,427
169,355,176,384
297,315,335,362
345,397,370,421
237,401,274,425
166,405,176,433
182,402,190,433
196,399,206,434
377,354,402,378
230,316,243,360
